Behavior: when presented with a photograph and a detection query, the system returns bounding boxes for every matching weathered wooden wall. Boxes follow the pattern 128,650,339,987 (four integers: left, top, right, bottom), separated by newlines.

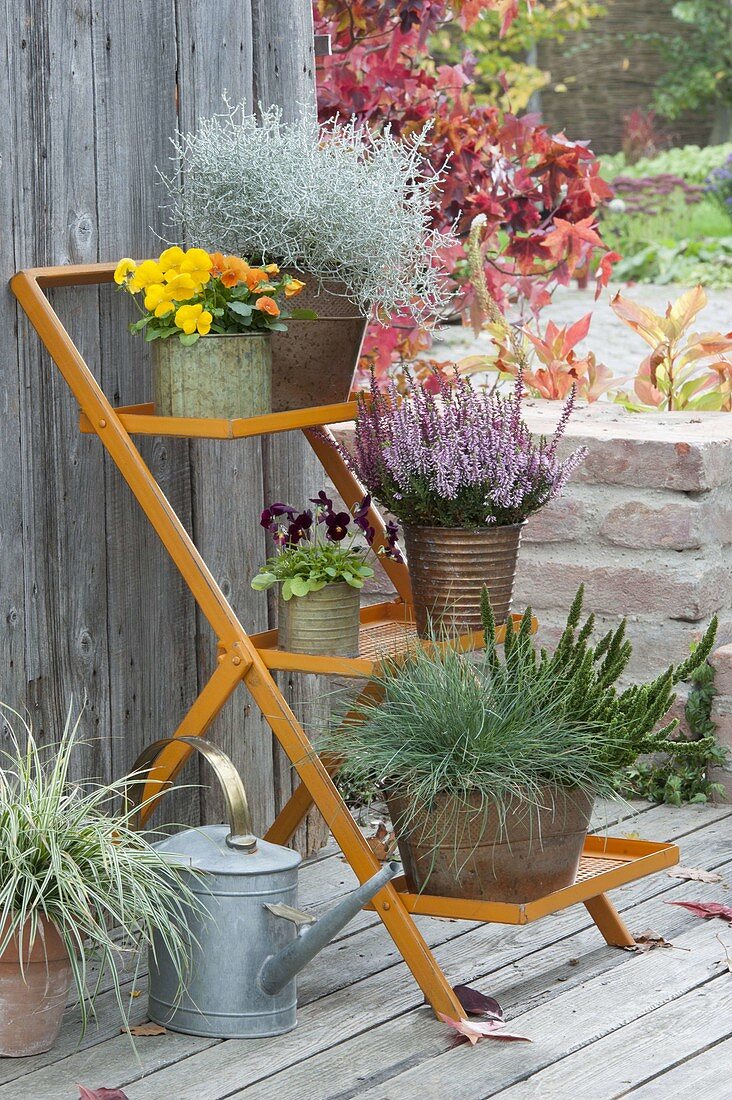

0,0,323,845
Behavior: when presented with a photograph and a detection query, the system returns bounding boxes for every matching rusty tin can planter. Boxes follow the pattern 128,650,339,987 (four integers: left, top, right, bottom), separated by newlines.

388,785,595,904
402,522,524,636
153,332,272,420
0,917,72,1057
278,582,361,657
271,276,367,413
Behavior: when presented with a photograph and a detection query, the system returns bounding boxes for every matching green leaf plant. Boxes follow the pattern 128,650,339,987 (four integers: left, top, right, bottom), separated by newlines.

325,586,717,843
0,703,201,1038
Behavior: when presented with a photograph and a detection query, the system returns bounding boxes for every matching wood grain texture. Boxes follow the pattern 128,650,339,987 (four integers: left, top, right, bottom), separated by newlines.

251,0,328,855
6,0,112,781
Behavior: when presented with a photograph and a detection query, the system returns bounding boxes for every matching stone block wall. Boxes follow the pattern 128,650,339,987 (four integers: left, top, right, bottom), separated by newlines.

709,644,732,801
334,400,732,797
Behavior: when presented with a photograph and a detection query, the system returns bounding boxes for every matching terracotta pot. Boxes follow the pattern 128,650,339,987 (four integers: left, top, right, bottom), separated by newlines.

153,332,271,419
402,523,524,637
278,582,360,657
0,917,72,1056
270,275,367,412
387,785,594,903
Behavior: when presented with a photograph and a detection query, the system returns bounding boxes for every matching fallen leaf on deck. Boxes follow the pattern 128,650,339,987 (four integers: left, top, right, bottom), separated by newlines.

716,934,732,973
438,1013,531,1045
453,984,504,1021
366,821,396,861
130,989,142,998
622,831,640,840
667,866,724,884
666,901,732,922
78,1088,130,1100
121,1022,167,1037
625,928,674,953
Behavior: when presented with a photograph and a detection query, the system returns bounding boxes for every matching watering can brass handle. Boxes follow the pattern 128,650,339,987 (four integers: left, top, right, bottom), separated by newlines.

125,736,257,852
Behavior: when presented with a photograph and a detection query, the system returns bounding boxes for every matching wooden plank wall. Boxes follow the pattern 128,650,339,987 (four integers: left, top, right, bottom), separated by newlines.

0,0,322,845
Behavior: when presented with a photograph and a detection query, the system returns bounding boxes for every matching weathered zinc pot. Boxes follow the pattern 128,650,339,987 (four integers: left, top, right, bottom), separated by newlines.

278,582,360,657
0,917,72,1057
153,332,272,419
402,522,525,637
270,276,367,412
387,785,594,903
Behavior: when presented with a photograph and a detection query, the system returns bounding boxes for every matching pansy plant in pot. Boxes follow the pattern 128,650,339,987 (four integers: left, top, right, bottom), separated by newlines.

252,491,401,657
339,368,586,635
114,247,308,420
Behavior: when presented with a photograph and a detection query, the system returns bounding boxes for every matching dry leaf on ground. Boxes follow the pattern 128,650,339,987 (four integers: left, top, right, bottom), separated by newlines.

667,866,724,884
78,1088,130,1100
716,934,732,973
666,900,732,922
438,1012,531,1045
121,1022,167,1037
366,821,396,861
453,984,504,1021
625,928,674,953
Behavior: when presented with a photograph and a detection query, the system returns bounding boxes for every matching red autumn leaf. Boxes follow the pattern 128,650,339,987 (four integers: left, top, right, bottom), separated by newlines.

595,250,621,300
78,1088,130,1100
666,901,732,922
453,983,504,1021
438,1012,531,1045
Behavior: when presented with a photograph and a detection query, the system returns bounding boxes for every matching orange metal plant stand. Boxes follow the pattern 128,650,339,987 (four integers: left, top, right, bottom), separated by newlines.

12,263,679,1023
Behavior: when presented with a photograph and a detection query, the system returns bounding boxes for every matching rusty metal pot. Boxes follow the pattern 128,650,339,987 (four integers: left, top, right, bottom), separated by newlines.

278,581,361,657
270,276,367,412
387,785,594,903
402,523,524,636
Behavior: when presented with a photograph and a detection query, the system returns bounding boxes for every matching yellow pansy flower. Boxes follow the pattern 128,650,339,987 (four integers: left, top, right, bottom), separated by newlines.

158,246,185,273
162,272,198,301
179,248,213,288
154,302,175,318
174,303,212,336
143,283,168,311
114,257,137,285
285,278,305,298
128,259,165,292
264,263,280,275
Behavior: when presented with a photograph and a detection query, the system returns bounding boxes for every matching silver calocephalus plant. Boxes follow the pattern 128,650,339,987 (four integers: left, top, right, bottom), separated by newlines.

158,103,454,324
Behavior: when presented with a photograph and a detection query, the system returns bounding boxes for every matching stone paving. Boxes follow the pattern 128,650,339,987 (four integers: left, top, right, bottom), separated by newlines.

429,282,732,386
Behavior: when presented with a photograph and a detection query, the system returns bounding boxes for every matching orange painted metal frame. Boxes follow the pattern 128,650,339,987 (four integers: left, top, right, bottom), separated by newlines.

11,262,677,1019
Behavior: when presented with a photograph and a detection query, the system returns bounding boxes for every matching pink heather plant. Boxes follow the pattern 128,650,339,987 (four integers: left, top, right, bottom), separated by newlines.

344,371,587,529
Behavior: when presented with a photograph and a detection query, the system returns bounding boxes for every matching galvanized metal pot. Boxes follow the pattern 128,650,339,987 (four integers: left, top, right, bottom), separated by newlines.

387,785,594,903
278,581,360,656
271,276,367,412
403,522,525,636
153,332,272,419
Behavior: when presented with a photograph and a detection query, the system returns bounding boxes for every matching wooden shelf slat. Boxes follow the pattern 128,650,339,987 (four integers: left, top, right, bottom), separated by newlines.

79,400,359,439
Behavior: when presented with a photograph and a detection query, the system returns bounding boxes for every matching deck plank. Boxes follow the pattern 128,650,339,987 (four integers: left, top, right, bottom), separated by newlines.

625,1035,732,1099
1,801,728,1099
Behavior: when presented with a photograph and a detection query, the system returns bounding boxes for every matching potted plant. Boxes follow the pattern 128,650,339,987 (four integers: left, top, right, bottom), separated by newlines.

157,105,453,411
114,246,305,419
338,368,586,634
0,704,198,1057
326,588,718,903
251,491,401,657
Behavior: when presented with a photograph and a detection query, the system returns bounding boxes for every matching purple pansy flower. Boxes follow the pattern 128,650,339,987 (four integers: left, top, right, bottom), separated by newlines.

324,510,351,542
287,510,313,545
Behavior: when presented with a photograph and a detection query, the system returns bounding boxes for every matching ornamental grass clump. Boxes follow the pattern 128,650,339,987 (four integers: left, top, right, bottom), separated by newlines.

344,369,586,528
327,586,718,846
0,704,200,1036
158,104,453,323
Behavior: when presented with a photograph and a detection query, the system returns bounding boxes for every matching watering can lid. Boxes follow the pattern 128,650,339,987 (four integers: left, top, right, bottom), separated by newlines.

155,824,302,876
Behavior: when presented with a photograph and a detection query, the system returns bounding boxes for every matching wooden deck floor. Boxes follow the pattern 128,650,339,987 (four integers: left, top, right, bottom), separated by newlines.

2,798,731,1099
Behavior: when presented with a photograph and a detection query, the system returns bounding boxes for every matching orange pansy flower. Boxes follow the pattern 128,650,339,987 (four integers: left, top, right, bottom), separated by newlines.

245,268,269,291
210,252,250,288
254,296,280,317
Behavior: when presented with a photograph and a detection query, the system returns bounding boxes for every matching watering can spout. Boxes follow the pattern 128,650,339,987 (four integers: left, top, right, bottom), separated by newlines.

259,862,400,996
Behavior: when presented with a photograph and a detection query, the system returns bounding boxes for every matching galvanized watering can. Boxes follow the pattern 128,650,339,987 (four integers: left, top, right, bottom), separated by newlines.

128,737,398,1039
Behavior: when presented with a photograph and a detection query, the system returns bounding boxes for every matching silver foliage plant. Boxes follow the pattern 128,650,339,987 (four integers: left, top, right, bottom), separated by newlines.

158,104,455,323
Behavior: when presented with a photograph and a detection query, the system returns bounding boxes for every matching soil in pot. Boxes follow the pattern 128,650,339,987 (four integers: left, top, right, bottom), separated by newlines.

387,785,594,903
403,523,524,637
278,582,361,657
0,916,72,1057
270,275,367,412
153,332,271,420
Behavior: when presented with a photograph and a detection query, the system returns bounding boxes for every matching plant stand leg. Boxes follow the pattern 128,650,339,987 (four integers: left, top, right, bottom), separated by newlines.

584,893,636,947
